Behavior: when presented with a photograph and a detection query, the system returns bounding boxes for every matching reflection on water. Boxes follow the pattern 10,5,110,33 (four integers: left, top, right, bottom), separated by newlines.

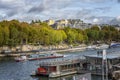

48,74,82,80
37,74,101,80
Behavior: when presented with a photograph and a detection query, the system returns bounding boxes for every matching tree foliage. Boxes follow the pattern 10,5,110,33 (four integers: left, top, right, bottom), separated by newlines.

0,20,119,47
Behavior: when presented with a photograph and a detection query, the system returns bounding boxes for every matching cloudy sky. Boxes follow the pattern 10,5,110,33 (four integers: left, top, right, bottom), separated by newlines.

0,0,120,24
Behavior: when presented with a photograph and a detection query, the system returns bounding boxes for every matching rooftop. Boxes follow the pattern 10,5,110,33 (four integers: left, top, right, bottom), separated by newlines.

85,51,120,59
38,55,85,66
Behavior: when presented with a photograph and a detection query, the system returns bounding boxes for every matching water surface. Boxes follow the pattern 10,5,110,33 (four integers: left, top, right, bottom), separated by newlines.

0,47,119,80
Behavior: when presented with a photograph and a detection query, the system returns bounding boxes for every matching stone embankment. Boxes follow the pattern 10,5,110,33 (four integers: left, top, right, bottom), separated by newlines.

0,44,87,57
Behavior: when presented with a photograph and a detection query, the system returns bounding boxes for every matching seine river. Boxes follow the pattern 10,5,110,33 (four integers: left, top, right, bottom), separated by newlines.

0,47,119,80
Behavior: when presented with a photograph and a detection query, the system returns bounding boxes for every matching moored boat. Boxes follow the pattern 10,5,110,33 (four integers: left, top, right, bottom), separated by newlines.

32,55,87,78
28,53,64,61
34,57,82,77
14,55,27,62
109,43,120,48
14,52,64,62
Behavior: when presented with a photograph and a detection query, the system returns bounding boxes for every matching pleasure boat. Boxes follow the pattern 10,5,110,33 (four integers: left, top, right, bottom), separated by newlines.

28,53,64,61
15,52,64,62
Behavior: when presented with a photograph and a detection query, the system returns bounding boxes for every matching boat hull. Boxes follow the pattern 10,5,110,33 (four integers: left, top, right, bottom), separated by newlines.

28,56,63,61
15,53,64,62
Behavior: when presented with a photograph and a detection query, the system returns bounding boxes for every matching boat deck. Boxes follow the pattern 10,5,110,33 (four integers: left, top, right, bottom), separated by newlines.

49,71,77,77
38,55,86,66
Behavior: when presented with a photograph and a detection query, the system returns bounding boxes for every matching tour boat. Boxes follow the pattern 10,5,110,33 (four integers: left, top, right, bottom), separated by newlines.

28,53,64,61
15,53,64,62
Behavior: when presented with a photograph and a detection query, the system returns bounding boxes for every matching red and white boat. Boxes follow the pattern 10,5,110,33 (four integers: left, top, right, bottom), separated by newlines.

15,53,64,62
28,53,64,61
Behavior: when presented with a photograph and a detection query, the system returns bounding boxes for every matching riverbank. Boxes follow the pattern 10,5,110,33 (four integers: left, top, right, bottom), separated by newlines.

0,45,87,57
0,43,111,58
0,44,75,52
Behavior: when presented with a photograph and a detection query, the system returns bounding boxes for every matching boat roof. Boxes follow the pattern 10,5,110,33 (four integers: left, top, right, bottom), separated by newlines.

85,55,120,59
85,51,120,59
110,43,120,47
38,55,85,66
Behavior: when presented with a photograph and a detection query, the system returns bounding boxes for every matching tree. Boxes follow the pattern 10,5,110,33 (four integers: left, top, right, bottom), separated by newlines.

91,25,100,31
0,27,4,46
76,33,84,43
9,25,19,46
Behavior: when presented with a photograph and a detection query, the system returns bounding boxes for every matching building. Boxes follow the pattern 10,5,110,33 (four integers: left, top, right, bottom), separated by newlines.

45,19,93,30
45,19,55,26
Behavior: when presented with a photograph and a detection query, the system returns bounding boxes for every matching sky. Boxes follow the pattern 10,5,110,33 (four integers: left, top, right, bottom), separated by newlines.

0,0,120,24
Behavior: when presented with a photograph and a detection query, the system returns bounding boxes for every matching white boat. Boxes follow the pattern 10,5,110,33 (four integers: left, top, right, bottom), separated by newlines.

14,55,27,62
28,53,64,61
86,45,97,50
87,44,109,50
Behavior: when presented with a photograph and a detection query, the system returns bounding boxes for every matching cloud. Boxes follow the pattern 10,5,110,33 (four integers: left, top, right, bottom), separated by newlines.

28,0,73,13
109,16,120,25
27,0,98,20
116,16,120,20
0,0,26,20
85,16,114,24
79,0,114,3
0,1,13,9
95,7,111,13
118,0,120,3
93,18,99,23
0,0,118,23
28,3,45,13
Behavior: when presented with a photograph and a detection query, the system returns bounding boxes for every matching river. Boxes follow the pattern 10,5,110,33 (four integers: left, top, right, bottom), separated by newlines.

0,47,120,80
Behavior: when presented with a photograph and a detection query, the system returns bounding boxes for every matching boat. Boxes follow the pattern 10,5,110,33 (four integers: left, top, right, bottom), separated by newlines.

86,44,109,50
14,55,27,62
14,52,64,62
28,53,64,61
109,43,120,48
32,56,86,77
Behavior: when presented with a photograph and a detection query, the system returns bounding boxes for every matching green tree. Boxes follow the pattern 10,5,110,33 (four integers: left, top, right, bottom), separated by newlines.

0,27,4,46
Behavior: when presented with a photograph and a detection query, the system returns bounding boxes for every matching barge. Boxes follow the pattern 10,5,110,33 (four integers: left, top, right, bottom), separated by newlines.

33,55,86,77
